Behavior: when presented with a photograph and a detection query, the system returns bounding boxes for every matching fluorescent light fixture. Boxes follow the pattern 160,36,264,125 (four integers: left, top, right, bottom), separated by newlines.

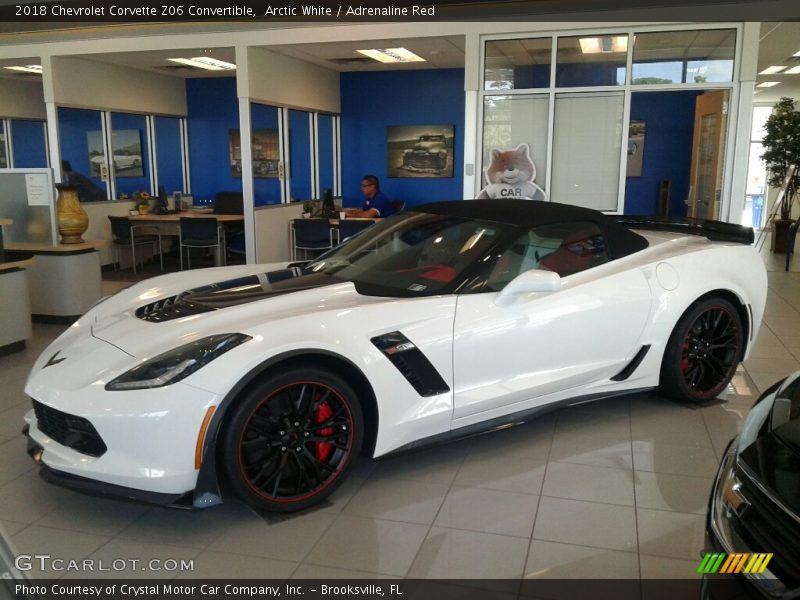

356,48,426,63
167,57,236,70
578,36,628,54
794,50,800,57
756,81,780,87
759,65,786,74
3,64,42,74
783,65,800,74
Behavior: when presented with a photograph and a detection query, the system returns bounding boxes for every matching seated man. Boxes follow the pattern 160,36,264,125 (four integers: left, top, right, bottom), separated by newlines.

345,175,395,218
61,160,107,202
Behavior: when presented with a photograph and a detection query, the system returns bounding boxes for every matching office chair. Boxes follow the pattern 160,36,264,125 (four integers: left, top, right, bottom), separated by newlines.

391,199,406,213
179,217,223,270
108,215,163,274
336,219,374,245
292,218,334,260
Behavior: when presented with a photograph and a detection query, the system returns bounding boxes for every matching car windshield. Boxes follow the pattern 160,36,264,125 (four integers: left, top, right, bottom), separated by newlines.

306,211,512,296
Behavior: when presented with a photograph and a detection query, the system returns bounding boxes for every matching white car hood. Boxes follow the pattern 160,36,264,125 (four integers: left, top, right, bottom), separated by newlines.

89,266,388,359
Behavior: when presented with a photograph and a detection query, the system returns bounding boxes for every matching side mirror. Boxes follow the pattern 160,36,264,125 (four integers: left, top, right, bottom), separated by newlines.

496,269,561,306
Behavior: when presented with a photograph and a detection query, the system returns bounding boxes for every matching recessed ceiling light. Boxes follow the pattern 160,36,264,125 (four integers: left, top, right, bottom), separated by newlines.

783,65,800,75
759,65,786,75
579,36,628,54
3,64,42,74
356,48,426,63
167,57,236,70
756,81,780,87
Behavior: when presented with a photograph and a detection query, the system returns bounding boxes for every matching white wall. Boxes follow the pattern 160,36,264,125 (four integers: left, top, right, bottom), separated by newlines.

0,78,46,119
83,200,139,266
254,203,304,263
247,47,340,114
49,56,187,116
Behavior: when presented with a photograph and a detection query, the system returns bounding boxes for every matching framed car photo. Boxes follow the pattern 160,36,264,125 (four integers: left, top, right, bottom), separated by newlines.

387,124,454,178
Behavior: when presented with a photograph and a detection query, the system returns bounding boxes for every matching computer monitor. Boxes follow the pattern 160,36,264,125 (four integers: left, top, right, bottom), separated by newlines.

321,188,336,218
157,185,169,211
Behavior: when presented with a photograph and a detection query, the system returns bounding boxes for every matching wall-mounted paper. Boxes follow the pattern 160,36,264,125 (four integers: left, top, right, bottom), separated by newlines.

25,173,49,206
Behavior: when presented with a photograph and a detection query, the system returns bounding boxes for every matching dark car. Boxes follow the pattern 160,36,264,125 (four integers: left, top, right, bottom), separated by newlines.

402,133,448,171
704,373,800,598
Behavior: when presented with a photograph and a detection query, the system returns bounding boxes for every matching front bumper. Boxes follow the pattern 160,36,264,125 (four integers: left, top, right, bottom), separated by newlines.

24,425,190,506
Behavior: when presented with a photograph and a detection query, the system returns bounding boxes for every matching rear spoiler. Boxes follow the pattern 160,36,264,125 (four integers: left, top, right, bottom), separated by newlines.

615,216,754,245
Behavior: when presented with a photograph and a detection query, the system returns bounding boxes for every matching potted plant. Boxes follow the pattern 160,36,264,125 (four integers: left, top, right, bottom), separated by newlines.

761,97,800,253
302,201,314,218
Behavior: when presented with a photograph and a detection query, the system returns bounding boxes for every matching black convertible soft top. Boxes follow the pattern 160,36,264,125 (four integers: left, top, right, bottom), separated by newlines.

416,199,649,260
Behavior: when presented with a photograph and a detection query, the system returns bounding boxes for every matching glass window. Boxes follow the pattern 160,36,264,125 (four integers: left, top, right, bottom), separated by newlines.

751,105,772,141
632,29,736,85
289,109,312,202
488,221,608,289
318,114,336,194
0,121,7,168
484,38,551,90
110,112,149,199
550,92,624,211
58,106,108,202
250,103,281,206
481,94,549,192
154,116,183,197
556,34,627,87
11,120,48,168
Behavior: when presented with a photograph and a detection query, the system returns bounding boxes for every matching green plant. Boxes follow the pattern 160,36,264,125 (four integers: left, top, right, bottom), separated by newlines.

761,97,800,220
302,201,314,214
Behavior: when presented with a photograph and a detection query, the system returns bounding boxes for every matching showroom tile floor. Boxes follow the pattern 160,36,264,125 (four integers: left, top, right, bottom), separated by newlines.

1,250,798,582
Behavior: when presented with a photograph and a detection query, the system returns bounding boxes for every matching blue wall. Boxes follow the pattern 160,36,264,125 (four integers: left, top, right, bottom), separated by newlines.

11,120,48,168
624,90,702,216
340,69,465,208
58,107,106,191
186,77,241,202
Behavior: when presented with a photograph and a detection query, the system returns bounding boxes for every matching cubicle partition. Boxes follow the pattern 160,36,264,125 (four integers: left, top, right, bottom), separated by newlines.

0,168,57,245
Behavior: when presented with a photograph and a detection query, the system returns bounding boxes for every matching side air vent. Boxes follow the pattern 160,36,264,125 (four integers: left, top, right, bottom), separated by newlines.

611,345,651,381
371,331,450,397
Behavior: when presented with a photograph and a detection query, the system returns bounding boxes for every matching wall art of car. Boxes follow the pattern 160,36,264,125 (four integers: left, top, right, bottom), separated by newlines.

23,199,767,513
402,133,449,171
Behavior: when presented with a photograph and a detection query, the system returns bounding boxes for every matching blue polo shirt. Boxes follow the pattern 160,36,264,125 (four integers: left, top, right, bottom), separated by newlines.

362,191,395,217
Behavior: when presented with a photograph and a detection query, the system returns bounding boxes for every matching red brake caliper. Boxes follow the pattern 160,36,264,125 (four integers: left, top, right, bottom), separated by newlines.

314,401,334,461
681,339,690,374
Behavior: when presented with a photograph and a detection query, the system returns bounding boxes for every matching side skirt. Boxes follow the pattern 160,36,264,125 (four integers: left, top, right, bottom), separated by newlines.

381,387,655,458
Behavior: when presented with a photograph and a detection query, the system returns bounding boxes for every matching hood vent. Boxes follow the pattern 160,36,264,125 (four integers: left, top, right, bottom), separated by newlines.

136,294,214,323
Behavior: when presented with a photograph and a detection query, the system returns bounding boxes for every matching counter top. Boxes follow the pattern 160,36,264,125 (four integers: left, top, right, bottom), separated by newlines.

5,239,109,252
0,218,12,226
0,257,35,272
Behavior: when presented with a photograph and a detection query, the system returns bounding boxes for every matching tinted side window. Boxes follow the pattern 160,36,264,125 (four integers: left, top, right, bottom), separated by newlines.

487,221,608,290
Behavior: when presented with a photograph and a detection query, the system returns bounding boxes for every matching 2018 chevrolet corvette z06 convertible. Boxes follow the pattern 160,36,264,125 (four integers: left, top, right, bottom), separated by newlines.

24,199,768,512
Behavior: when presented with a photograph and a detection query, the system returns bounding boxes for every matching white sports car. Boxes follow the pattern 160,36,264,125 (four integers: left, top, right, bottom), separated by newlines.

24,200,767,512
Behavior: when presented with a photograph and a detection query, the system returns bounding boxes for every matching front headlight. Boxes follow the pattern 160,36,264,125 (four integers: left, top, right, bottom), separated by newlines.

105,333,251,391
709,440,742,552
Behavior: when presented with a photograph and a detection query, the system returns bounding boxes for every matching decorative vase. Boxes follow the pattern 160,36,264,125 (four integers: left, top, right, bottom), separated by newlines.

55,184,89,244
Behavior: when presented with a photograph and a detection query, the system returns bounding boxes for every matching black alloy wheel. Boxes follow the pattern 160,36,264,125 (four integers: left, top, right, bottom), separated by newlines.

222,367,363,512
660,297,744,403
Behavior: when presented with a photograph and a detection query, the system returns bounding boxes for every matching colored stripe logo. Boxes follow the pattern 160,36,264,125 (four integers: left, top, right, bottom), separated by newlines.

698,553,773,574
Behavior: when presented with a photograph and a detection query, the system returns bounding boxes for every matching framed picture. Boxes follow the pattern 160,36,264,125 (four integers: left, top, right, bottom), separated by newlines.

229,129,279,178
626,119,646,177
387,124,454,178
87,129,144,178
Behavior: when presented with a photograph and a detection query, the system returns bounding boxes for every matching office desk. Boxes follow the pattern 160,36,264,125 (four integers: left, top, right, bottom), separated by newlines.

130,212,244,266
